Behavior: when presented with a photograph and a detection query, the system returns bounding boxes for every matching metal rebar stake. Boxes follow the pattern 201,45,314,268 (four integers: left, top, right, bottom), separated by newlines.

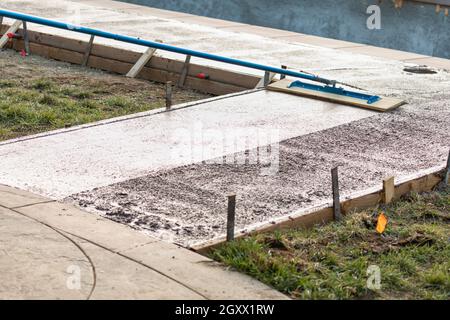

22,21,30,55
82,35,95,67
331,167,342,221
226,194,236,242
165,81,173,110
263,71,270,87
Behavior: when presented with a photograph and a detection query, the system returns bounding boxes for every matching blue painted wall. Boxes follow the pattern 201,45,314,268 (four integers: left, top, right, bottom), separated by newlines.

120,0,449,58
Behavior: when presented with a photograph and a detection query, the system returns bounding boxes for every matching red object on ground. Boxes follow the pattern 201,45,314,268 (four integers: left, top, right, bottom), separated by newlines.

196,73,210,80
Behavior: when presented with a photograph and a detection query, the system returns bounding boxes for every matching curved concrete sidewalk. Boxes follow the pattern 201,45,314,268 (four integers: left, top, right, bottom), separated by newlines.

0,184,287,300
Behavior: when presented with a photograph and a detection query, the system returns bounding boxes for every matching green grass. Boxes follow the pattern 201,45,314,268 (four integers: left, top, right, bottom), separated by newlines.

211,188,450,300
0,77,209,140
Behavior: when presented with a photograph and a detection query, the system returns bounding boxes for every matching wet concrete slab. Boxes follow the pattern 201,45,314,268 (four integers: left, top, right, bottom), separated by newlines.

0,0,449,247
0,90,375,198
66,100,450,247
0,0,438,80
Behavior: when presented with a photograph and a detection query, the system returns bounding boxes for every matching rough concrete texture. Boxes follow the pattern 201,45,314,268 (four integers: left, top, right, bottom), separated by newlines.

67,98,450,247
0,0,449,247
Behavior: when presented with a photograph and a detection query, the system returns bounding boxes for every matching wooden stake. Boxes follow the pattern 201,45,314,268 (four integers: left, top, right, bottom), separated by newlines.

331,167,342,221
382,176,395,204
226,194,236,242
263,71,271,87
165,81,173,110
178,55,191,88
82,35,95,67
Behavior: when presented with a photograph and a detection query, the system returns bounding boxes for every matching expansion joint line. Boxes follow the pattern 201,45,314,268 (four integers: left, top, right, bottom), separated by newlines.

0,204,97,300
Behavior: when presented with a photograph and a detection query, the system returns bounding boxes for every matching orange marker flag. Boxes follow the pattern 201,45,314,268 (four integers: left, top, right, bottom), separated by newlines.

376,212,388,234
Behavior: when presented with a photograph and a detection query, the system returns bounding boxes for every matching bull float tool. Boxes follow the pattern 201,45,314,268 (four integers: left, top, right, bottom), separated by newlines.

0,9,404,111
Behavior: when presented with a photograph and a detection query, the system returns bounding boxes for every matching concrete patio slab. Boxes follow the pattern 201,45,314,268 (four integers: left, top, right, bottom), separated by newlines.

278,35,366,49
0,185,49,208
123,241,285,300
0,185,288,300
3,0,446,73
339,45,427,61
176,15,248,28
0,206,94,300
64,234,205,300
219,24,300,38
15,201,158,252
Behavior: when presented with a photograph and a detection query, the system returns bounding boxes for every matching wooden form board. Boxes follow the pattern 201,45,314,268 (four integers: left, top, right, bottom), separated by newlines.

0,20,22,49
383,176,395,204
12,40,244,96
267,78,405,112
194,170,443,254
0,25,260,95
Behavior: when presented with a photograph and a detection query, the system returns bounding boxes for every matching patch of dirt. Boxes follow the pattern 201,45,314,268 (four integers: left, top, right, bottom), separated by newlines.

0,49,211,106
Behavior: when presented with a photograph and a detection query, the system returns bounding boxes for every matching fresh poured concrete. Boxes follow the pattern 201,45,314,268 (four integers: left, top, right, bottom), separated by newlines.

120,0,450,59
0,91,375,199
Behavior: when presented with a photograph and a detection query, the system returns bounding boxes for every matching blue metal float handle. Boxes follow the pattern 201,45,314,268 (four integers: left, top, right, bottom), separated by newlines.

289,80,381,104
0,8,336,86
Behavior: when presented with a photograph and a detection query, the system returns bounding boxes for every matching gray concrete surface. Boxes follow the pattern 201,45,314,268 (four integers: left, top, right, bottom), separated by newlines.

0,0,449,247
0,185,287,299
0,206,94,299
3,0,448,77
120,0,450,59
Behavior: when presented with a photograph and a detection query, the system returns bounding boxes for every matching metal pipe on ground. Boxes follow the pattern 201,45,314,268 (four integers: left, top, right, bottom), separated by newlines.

331,167,342,221
0,9,336,86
